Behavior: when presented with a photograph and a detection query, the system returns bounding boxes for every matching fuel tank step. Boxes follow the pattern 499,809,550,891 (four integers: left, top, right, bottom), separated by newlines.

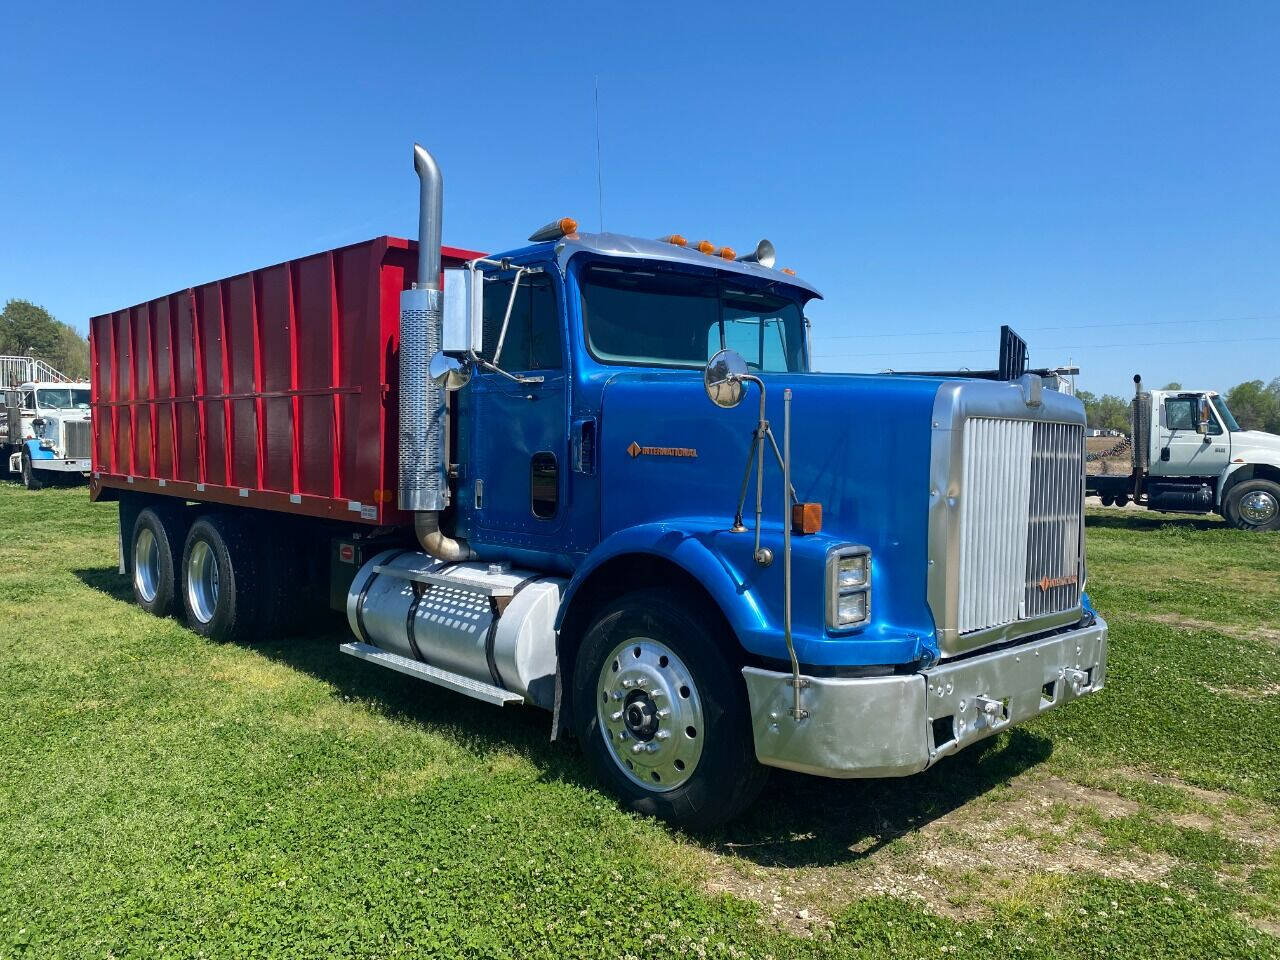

339,641,524,707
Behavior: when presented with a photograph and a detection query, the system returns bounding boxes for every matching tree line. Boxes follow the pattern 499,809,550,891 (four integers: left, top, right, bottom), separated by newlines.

0,299,90,381
1078,379,1280,435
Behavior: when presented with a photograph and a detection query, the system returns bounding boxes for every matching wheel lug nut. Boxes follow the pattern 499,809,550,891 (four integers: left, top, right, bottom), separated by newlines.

631,743,647,754
610,710,623,722
612,691,623,701
656,708,671,719
621,679,634,688
636,677,648,687
656,730,670,741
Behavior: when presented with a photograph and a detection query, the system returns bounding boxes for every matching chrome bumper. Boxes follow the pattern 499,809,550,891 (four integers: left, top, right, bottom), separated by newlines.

34,458,92,473
742,617,1107,778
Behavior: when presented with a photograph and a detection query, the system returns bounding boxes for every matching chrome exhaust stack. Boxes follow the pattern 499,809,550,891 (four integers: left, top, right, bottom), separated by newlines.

399,142,473,560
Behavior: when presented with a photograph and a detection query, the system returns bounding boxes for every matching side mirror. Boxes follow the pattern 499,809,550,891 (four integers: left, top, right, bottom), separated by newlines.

704,349,749,409
442,267,484,355
1196,397,1211,435
429,352,471,392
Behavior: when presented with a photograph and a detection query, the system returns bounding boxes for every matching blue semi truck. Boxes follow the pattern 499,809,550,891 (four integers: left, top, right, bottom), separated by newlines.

104,143,1106,827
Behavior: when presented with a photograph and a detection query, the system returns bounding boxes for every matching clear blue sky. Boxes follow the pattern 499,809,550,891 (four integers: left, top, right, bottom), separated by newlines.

2,2,1276,397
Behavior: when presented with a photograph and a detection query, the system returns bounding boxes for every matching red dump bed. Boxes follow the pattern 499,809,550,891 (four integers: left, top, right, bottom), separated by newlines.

89,237,482,525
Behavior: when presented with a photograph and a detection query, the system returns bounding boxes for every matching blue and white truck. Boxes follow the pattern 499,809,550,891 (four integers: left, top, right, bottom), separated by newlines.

2,362,93,490
97,144,1107,827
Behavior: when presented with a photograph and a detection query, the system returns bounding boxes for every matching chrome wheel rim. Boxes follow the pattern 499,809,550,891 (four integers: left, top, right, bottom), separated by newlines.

596,637,704,792
1240,491,1278,525
133,527,159,603
186,540,219,624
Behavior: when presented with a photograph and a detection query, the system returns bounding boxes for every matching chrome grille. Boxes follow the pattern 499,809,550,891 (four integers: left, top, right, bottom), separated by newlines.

1025,421,1085,618
956,417,1084,635
63,420,92,459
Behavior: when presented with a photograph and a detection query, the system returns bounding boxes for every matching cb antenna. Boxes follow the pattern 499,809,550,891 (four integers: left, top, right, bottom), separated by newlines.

594,75,605,232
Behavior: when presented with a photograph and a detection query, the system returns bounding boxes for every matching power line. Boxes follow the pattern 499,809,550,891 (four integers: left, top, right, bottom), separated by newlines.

813,334,1280,362
815,315,1280,342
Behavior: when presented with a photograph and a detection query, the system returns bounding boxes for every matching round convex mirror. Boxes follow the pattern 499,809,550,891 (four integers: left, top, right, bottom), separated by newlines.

704,349,748,409
429,352,471,392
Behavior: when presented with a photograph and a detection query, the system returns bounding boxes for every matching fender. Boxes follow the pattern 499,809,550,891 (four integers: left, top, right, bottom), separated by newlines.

1217,461,1250,506
24,438,55,461
555,518,935,668
555,519,769,644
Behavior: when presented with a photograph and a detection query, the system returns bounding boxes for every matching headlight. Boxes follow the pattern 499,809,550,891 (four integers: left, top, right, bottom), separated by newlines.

836,554,868,589
39,438,56,451
827,546,871,629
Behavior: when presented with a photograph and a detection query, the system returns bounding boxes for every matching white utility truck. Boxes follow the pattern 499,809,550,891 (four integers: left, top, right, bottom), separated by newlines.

1086,374,1280,531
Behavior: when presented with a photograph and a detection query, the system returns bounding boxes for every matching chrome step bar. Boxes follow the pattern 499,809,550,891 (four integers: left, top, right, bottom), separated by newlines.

339,641,523,706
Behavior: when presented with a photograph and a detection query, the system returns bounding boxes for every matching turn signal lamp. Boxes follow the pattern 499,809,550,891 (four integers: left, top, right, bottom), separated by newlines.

660,234,688,246
528,217,579,242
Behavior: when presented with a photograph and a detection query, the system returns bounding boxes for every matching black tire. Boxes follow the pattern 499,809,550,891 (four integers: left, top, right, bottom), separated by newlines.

1100,494,1114,507
180,513,271,643
572,588,768,830
20,450,43,490
1224,479,1280,532
130,507,182,616
1114,494,1130,508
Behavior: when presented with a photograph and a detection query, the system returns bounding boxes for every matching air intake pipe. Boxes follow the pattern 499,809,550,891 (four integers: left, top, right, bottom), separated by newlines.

399,143,473,562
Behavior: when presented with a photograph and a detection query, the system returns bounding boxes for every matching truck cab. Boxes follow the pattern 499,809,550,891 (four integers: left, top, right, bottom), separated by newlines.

2,380,93,489
1088,378,1280,530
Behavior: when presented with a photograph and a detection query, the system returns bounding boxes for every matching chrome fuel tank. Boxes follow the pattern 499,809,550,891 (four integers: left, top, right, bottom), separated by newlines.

346,551,564,709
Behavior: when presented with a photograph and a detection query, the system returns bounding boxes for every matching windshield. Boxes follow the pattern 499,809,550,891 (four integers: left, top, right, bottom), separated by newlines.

580,265,807,371
36,389,90,410
1210,394,1241,432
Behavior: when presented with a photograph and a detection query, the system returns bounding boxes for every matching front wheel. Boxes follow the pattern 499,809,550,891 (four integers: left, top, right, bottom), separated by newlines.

572,589,767,830
1224,479,1280,532
19,450,43,490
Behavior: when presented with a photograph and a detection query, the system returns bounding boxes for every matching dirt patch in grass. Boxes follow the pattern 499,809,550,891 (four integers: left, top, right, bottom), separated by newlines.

1144,613,1280,647
698,770,1280,931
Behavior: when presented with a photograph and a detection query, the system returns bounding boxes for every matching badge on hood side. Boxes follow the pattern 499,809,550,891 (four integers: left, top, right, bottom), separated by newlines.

627,441,697,459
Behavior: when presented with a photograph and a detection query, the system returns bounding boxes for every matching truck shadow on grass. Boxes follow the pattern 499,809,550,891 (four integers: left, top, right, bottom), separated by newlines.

707,731,1052,867
1085,511,1223,532
71,565,1055,868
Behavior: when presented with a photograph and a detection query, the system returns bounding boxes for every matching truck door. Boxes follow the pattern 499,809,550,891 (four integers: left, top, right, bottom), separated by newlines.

469,268,570,547
1152,393,1230,477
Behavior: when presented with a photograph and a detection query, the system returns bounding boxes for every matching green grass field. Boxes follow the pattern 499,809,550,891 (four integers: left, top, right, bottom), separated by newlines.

1,484,1277,959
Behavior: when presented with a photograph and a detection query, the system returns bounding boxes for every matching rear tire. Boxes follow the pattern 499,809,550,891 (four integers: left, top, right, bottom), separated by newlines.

20,450,43,490
1100,494,1114,507
1114,494,1130,508
131,507,181,616
1224,479,1280,532
572,588,768,830
180,514,268,643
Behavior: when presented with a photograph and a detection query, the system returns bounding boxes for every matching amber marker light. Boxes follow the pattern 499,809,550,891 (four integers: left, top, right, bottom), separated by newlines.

781,268,796,275
660,234,688,246
792,502,823,535
695,240,716,254
717,246,736,260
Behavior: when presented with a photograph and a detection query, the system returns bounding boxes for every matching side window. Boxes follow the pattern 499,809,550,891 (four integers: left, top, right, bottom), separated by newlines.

480,273,562,372
1164,398,1196,431
21,391,34,410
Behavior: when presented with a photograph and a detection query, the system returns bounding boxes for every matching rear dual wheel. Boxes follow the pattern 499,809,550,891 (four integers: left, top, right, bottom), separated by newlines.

180,514,288,643
131,507,183,616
